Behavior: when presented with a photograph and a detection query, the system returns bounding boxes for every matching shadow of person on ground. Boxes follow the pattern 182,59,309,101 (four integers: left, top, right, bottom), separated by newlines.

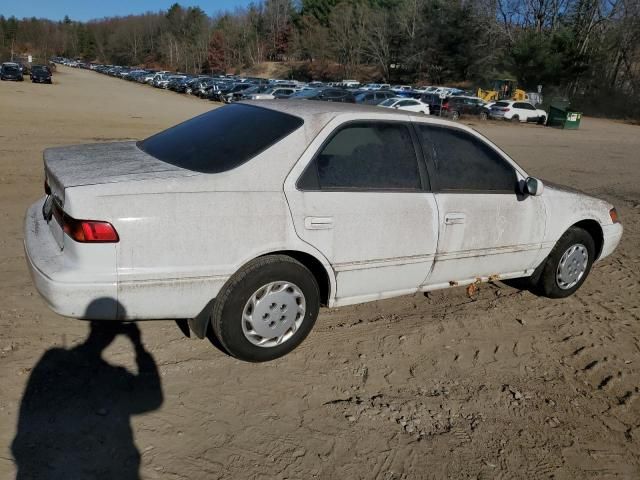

11,299,163,480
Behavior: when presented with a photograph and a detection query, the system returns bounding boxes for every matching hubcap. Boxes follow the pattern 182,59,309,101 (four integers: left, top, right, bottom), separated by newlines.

556,243,588,290
242,281,306,348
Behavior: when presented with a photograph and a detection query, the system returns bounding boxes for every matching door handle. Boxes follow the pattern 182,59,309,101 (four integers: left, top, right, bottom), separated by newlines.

444,213,466,225
304,217,334,230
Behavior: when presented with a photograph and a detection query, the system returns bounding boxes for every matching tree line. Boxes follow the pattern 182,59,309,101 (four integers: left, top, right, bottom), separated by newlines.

1,0,639,117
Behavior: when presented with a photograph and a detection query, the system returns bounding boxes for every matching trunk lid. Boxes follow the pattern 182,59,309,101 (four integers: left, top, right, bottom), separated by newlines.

43,141,194,250
43,141,192,202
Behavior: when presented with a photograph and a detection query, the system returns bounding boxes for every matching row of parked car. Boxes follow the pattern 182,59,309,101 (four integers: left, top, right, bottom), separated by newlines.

1,62,53,83
57,59,548,124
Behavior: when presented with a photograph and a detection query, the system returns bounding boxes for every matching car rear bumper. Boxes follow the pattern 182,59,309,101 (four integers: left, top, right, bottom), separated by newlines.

24,199,118,320
599,222,623,261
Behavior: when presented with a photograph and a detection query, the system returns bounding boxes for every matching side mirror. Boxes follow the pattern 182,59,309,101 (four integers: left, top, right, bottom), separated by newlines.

525,177,544,196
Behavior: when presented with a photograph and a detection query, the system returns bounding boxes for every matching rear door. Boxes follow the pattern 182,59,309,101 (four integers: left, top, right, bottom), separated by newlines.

520,102,539,122
513,102,532,121
284,118,438,305
415,123,546,285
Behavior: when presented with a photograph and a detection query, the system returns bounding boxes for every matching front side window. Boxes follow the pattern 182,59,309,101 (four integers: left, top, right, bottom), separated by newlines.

418,125,516,192
298,122,422,191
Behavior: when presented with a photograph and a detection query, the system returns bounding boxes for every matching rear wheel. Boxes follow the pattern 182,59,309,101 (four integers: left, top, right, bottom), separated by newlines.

480,111,488,120
536,227,595,298
211,255,320,362
511,114,520,123
451,111,460,121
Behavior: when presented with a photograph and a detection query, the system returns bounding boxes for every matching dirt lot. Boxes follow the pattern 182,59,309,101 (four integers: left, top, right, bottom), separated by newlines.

1,67,639,479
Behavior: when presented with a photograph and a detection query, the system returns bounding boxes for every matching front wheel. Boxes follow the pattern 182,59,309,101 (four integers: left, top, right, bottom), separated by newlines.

211,255,320,362
536,227,596,298
538,115,547,125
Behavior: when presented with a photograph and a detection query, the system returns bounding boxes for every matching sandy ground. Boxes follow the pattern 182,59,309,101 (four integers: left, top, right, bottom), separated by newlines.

0,67,639,479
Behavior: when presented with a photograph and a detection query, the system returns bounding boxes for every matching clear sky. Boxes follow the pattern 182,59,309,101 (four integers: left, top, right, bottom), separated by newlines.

0,0,256,21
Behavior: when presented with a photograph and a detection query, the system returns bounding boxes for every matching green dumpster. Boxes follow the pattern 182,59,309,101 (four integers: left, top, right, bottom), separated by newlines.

548,104,582,129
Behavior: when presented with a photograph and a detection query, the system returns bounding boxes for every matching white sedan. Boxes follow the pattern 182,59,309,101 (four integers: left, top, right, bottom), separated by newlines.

379,97,430,114
490,100,548,124
25,101,622,361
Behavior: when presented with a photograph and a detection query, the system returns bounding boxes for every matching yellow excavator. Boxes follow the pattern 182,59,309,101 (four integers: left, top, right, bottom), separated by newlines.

477,79,528,102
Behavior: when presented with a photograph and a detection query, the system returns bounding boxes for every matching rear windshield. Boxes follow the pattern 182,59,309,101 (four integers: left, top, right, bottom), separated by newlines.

138,103,304,173
495,101,510,107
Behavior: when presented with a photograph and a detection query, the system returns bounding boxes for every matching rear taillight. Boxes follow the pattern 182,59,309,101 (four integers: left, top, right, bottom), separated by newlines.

53,202,119,242
63,217,119,243
609,208,620,224
503,108,511,112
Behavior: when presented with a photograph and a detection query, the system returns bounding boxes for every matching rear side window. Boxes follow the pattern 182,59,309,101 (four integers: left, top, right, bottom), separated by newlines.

298,122,422,191
418,125,516,192
138,104,303,173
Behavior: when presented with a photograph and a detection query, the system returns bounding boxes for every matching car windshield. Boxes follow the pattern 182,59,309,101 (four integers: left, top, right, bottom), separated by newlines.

138,104,304,174
3,65,19,73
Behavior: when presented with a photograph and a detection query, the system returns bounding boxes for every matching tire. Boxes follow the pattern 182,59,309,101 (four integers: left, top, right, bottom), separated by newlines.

511,115,520,123
536,226,596,298
538,115,547,125
451,111,460,121
480,111,488,120
211,255,320,362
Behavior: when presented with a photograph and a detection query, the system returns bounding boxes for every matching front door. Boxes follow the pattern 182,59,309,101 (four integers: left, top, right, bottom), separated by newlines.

415,123,546,285
285,119,439,305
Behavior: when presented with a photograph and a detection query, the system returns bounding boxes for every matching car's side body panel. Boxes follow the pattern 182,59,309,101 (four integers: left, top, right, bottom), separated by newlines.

427,192,547,284
408,114,549,282
283,112,439,306
539,185,619,262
